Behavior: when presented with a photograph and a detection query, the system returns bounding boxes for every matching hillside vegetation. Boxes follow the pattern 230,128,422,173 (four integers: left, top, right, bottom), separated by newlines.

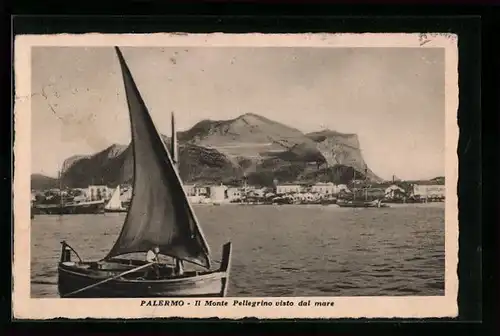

34,113,384,188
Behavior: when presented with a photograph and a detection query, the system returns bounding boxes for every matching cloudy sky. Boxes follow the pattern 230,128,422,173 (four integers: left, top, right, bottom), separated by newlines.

31,46,445,180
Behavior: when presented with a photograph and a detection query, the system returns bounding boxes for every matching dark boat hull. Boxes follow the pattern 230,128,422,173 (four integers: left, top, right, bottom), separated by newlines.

104,208,128,213
337,199,387,208
35,201,106,215
57,242,232,298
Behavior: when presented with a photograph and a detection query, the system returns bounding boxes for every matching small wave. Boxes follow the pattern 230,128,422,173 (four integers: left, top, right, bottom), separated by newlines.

354,247,373,253
424,281,444,290
335,283,361,290
369,273,394,278
280,266,301,272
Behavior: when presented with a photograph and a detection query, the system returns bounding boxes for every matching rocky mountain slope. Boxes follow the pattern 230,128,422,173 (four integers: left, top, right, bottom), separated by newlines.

39,113,383,188
31,174,59,190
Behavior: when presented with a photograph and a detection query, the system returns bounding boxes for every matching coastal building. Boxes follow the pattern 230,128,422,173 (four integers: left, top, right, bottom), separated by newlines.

311,182,338,195
183,184,197,197
87,185,112,201
119,187,132,203
337,184,350,193
276,184,303,195
412,184,446,199
384,184,406,199
195,186,209,197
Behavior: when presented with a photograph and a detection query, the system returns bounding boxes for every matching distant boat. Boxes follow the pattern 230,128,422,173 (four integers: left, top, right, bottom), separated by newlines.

34,200,106,215
337,167,386,208
337,198,388,208
320,197,337,205
57,47,232,298
104,186,127,213
34,164,106,215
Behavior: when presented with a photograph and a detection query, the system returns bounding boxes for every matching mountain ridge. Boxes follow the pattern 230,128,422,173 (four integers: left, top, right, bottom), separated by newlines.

38,113,385,188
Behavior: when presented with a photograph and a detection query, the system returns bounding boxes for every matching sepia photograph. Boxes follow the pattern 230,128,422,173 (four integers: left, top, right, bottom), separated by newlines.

13,33,459,319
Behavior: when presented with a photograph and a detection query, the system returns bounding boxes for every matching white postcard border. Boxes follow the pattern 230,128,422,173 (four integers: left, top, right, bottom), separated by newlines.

13,33,459,319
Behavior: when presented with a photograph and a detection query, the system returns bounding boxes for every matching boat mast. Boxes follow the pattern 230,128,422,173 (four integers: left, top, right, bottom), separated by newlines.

59,169,64,215
171,112,184,273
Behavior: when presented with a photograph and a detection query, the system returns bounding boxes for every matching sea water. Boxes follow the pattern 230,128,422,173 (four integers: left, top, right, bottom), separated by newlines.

30,203,445,297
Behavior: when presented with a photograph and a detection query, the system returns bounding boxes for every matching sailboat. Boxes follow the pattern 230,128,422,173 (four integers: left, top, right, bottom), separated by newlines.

337,167,387,208
57,47,233,298
104,186,127,213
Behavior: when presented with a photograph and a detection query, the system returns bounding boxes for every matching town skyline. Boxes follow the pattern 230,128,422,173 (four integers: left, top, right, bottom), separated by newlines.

31,47,445,180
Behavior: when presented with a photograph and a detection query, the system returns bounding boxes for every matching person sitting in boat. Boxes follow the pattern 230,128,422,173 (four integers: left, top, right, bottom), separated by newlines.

174,258,184,276
146,246,161,278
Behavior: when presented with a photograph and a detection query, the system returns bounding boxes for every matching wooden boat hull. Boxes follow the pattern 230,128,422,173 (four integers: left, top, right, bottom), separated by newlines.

104,208,128,213
57,242,232,298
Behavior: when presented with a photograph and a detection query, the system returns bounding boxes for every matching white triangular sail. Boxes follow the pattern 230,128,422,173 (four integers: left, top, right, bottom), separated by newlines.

105,186,123,210
104,47,211,269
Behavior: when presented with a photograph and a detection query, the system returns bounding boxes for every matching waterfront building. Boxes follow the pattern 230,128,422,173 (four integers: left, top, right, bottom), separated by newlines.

311,182,339,195
276,184,303,195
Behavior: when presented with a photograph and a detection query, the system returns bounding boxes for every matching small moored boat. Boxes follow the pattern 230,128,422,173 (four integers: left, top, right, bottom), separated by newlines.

35,200,106,215
57,47,233,298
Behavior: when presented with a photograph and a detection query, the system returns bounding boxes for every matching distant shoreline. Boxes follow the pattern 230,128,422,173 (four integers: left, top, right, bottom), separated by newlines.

192,202,445,209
